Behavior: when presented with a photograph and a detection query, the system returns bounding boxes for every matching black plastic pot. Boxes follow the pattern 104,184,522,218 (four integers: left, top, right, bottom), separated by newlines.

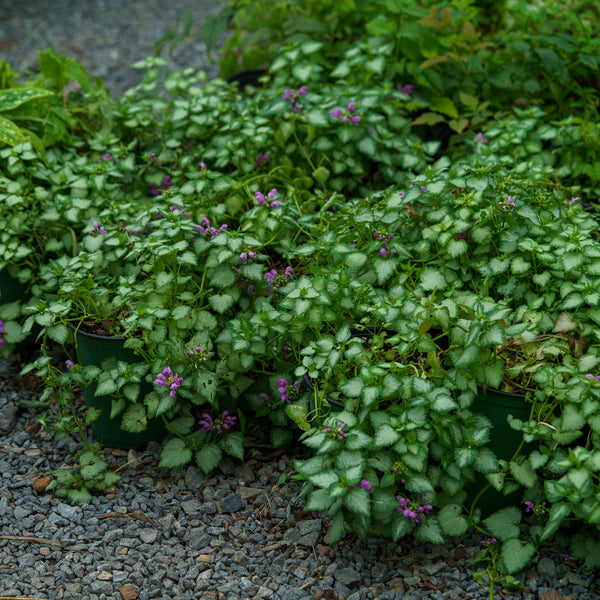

468,385,533,515
71,325,165,449
226,69,268,88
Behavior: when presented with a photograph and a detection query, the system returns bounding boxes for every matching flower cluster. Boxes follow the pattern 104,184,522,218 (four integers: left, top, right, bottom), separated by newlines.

474,132,489,144
96,152,119,174
586,373,600,383
255,188,280,208
195,217,228,239
564,196,580,206
396,493,433,524
325,422,346,441
258,392,280,410
188,347,209,369
277,378,300,403
391,461,408,483
254,152,270,169
329,101,361,126
0,320,4,349
170,205,189,217
374,229,393,258
149,174,173,197
481,538,498,546
397,83,415,98
499,195,516,212
154,367,183,398
282,86,308,113
88,221,107,236
198,411,237,434
524,500,549,522
199,161,206,176
271,339,292,360
264,266,294,292
240,250,257,265
349,479,372,493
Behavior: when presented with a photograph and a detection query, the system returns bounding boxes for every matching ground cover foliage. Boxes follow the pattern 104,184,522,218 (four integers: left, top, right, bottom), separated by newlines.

2,0,600,593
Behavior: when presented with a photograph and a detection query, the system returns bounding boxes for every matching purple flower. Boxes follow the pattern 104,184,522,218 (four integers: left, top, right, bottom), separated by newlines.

329,108,343,119
282,86,308,112
398,83,415,97
559,553,572,563
154,367,183,398
474,132,488,144
277,378,300,403
254,152,270,169
359,479,372,493
255,188,280,208
198,411,237,434
65,360,74,370
0,320,4,348
195,219,228,239
325,422,346,441
88,221,107,236
524,500,535,513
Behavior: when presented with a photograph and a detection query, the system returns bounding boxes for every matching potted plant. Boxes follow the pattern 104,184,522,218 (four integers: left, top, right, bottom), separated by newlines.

24,190,273,465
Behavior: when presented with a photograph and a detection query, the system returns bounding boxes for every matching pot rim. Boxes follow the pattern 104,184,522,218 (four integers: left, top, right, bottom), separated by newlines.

67,321,133,342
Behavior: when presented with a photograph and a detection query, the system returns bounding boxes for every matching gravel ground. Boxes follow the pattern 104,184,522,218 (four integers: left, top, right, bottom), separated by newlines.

1,360,599,600
1,2,600,598
0,0,224,97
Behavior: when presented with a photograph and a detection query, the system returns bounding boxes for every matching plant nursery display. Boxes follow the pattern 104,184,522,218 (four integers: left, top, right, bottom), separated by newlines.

2,0,600,594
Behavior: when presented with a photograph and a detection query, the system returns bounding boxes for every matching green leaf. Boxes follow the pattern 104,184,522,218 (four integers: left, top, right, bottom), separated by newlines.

208,293,236,314
343,487,371,516
79,458,108,480
391,510,412,540
438,503,469,536
420,268,446,290
0,114,25,146
308,470,339,489
447,238,468,257
509,459,537,488
483,506,522,541
357,136,376,156
414,517,444,544
0,87,53,111
345,252,368,268
312,166,330,184
374,424,400,447
95,378,118,397
47,323,69,344
120,403,147,433
500,538,536,574
195,444,223,474
373,258,397,284
306,488,336,511
540,502,571,541
305,109,328,127
223,431,244,460
67,488,92,505
158,438,193,468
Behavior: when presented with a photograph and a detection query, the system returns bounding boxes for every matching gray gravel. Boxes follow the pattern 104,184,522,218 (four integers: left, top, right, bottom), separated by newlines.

1,2,600,597
1,358,599,599
0,0,224,97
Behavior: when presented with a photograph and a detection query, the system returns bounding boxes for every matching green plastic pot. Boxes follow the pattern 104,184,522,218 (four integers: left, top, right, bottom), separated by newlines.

72,326,165,449
0,267,29,305
468,386,533,515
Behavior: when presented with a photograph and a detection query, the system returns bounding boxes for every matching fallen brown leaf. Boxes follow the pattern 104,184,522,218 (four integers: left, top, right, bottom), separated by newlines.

33,476,51,493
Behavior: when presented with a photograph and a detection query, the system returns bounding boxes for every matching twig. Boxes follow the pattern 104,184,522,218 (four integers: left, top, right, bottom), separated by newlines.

0,597,52,600
94,509,161,526
0,534,65,549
